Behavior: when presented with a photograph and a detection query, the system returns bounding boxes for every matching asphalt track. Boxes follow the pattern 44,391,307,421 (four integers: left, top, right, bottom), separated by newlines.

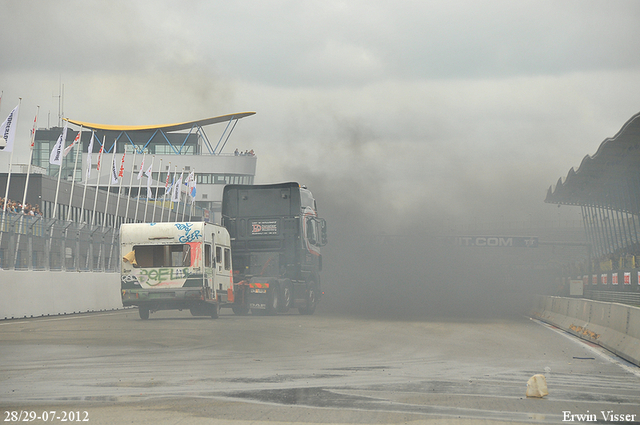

1,308,639,424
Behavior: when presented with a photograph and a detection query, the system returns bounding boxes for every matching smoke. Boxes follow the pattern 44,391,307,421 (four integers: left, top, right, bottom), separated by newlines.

286,168,559,321
4,1,627,320
264,111,570,321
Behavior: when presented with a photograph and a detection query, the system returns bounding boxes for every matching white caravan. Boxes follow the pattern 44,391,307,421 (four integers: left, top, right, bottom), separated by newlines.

120,222,233,319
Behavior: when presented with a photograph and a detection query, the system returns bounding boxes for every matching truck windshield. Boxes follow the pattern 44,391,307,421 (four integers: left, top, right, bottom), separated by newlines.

133,244,192,267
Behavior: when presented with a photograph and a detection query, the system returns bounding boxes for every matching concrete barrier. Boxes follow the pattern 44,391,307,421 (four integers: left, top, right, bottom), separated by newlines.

0,271,122,319
532,295,640,367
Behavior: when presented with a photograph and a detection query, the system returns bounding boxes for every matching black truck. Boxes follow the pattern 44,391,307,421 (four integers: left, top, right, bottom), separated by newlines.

221,182,327,315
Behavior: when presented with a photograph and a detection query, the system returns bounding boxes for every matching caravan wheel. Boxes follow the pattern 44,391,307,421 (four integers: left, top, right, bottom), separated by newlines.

139,306,150,320
210,303,219,319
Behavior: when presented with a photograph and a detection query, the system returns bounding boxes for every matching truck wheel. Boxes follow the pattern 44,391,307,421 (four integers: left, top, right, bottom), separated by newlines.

266,282,280,315
298,281,317,315
232,305,250,315
139,306,150,320
278,279,293,313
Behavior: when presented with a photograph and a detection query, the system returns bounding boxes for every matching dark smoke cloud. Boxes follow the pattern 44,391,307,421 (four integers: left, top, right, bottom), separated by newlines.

273,113,573,321
287,166,561,321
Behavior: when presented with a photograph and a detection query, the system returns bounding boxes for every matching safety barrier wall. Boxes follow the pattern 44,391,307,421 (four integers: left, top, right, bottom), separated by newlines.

0,271,122,319
532,295,640,367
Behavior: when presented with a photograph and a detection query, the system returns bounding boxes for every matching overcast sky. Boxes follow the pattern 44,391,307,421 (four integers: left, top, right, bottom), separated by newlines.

2,0,640,229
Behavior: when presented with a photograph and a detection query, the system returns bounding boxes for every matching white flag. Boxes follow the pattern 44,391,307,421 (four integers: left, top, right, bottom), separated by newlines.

146,173,153,199
29,110,38,150
164,173,173,198
110,146,119,184
0,104,20,152
188,171,196,201
96,143,104,171
49,122,68,165
172,172,183,202
118,150,126,178
137,157,145,180
144,163,152,178
86,133,95,179
63,131,80,157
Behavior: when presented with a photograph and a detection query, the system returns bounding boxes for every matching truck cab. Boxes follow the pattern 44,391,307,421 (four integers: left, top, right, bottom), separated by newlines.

221,182,327,315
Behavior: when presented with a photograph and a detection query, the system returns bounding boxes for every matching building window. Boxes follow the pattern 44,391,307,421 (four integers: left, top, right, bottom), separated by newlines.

194,173,251,185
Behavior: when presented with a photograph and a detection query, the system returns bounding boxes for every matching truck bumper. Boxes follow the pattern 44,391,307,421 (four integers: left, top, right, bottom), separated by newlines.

248,287,268,310
122,288,207,309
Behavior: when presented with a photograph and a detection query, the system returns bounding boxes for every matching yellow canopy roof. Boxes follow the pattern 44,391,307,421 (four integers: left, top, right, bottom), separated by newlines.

65,112,256,132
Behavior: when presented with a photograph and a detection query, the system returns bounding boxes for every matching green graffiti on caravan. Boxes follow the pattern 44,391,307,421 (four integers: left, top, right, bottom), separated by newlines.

138,268,190,286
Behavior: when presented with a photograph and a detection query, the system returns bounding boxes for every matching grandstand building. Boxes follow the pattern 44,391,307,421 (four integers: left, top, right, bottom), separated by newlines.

546,112,640,303
30,112,256,223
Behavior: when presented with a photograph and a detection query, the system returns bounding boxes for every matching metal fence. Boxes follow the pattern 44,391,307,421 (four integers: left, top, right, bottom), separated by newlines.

584,289,640,307
0,212,120,272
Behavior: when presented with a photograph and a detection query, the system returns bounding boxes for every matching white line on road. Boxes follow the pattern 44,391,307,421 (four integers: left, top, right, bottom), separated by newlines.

0,310,130,326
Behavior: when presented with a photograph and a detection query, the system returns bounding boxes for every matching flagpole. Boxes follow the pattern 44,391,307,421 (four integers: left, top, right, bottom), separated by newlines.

97,138,116,270
181,170,188,220
189,168,196,221
0,100,20,265
91,136,105,226
87,135,104,271
48,120,68,271
13,106,39,269
142,155,154,222
80,130,95,224
160,162,171,223
113,150,126,225
124,149,137,225
60,126,82,270
66,126,82,221
108,148,127,270
51,121,68,221
133,152,145,222
151,158,162,223
173,168,184,221
20,106,39,216
3,99,20,214
102,140,117,226
170,165,178,222
77,130,94,271
159,162,166,223
160,165,169,223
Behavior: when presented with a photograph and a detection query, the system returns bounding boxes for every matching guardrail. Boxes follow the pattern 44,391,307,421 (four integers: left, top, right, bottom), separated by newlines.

532,295,640,367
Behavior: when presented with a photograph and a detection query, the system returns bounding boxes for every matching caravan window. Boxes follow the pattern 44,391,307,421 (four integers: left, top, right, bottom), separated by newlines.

133,244,192,267
224,248,231,270
205,244,212,267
